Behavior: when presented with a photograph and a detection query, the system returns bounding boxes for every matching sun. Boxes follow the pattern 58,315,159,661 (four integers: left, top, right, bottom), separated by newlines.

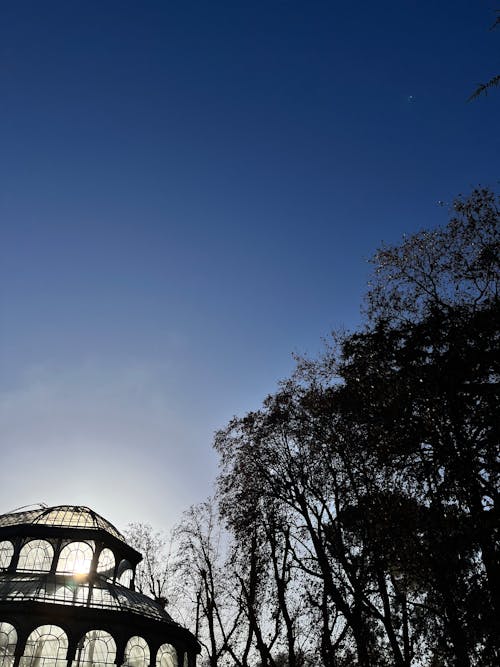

71,554,92,579
72,556,92,575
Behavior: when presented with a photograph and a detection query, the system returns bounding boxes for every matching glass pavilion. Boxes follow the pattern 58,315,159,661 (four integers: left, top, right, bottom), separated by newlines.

0,505,199,667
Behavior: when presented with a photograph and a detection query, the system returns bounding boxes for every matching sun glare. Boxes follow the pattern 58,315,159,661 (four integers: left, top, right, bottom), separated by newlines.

72,557,92,575
57,541,94,576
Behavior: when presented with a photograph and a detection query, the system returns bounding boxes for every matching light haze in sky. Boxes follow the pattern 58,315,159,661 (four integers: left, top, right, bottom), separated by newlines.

1,1,498,532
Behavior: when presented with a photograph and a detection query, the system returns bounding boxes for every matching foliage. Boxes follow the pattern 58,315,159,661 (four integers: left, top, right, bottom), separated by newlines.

135,188,499,666
213,188,499,666
468,11,500,101
365,188,499,323
468,74,500,101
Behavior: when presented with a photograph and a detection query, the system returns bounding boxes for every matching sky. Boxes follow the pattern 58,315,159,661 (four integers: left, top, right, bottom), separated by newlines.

0,0,498,533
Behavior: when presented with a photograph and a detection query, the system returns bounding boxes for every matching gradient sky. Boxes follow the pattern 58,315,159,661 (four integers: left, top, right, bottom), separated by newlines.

0,1,498,533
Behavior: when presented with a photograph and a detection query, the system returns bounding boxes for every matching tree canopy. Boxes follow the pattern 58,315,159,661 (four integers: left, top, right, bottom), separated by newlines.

133,189,498,666
213,188,499,666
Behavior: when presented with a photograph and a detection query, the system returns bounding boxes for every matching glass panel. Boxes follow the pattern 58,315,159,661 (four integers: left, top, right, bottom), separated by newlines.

76,630,116,667
0,622,17,667
54,583,88,606
114,586,165,620
57,542,94,575
117,559,133,587
0,575,166,620
0,542,14,569
18,540,54,572
20,625,68,667
33,507,124,540
0,509,41,528
118,569,133,587
123,637,149,667
156,644,177,667
39,507,96,530
89,585,116,609
96,549,115,577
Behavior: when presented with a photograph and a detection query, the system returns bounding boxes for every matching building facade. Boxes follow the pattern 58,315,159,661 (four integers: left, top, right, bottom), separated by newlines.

0,505,199,667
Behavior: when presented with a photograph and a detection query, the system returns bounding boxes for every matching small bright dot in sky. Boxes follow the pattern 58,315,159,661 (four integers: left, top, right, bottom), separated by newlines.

407,95,416,103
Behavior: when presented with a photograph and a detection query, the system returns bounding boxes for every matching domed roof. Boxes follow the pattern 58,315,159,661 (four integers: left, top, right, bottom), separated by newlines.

0,503,200,660
0,505,124,541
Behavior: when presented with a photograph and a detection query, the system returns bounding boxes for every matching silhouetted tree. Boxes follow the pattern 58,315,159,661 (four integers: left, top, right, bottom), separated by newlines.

137,189,497,666
174,501,247,667
215,188,499,666
124,522,174,605
469,12,500,100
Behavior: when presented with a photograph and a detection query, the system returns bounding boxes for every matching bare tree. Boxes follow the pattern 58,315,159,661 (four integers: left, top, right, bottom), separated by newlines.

174,501,244,667
124,522,174,607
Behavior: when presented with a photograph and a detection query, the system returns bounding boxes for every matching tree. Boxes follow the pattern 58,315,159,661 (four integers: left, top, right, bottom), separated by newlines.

174,501,245,667
365,188,499,324
132,189,497,665
468,12,500,101
215,188,499,666
333,305,499,665
124,522,174,606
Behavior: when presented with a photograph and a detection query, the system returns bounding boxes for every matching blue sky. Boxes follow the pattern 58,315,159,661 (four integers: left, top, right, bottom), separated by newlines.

0,1,498,531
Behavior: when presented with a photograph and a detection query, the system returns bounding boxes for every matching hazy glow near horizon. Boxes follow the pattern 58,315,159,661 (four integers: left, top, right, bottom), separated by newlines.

0,1,498,533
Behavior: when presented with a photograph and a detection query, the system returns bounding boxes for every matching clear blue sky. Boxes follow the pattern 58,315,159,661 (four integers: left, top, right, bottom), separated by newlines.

0,1,498,531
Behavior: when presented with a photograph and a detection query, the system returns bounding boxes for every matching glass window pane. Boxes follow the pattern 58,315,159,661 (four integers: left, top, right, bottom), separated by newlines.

32,507,124,540
0,542,14,569
0,622,17,667
18,540,54,572
57,542,94,575
76,630,116,667
124,637,149,667
156,644,177,667
97,549,115,577
20,625,68,667
118,569,133,587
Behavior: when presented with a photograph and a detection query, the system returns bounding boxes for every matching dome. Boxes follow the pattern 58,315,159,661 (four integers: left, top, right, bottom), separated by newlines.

0,504,200,667
0,505,125,541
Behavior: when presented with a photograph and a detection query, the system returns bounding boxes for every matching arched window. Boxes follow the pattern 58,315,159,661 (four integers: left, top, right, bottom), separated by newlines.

57,542,93,575
123,637,149,667
20,625,68,667
97,549,115,578
156,644,177,667
18,540,54,572
117,560,133,587
118,569,133,587
75,630,116,667
0,542,14,570
0,622,17,667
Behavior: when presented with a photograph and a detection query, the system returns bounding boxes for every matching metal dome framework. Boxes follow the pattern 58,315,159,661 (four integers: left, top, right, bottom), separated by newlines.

0,505,199,667
0,507,125,541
